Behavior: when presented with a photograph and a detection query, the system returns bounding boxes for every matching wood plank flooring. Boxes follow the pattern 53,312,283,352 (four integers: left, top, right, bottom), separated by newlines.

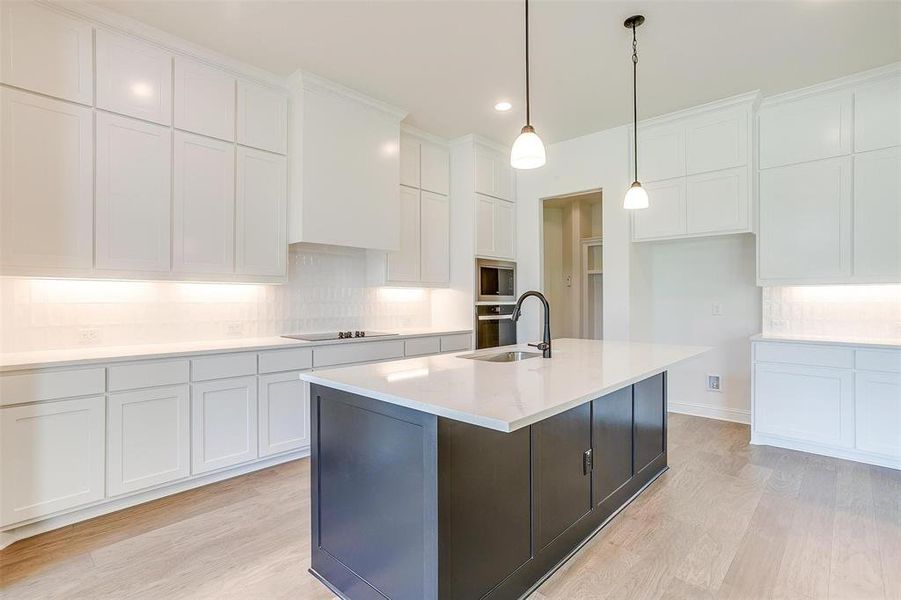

2,414,899,599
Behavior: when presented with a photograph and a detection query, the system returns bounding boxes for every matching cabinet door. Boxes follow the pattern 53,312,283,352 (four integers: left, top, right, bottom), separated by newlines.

758,157,852,283
96,30,172,125
855,371,901,458
685,107,748,175
96,112,171,272
754,363,854,447
475,194,495,256
420,142,449,195
634,373,665,474
191,376,258,474
0,1,93,104
235,146,286,277
0,396,105,527
387,186,421,282
420,191,450,284
259,372,310,457
108,385,190,496
493,199,516,260
174,58,236,142
399,134,420,188
759,91,852,168
475,144,512,200
632,178,686,241
637,123,685,182
237,80,287,154
593,386,633,506
173,131,235,274
854,76,901,153
494,155,514,202
686,166,749,235
853,147,901,281
0,88,93,270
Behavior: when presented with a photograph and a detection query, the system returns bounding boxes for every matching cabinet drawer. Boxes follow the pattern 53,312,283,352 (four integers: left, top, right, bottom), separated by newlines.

754,342,853,369
0,368,105,407
191,353,257,382
109,360,189,392
856,349,901,373
258,348,313,374
313,340,405,368
440,334,472,353
405,337,440,357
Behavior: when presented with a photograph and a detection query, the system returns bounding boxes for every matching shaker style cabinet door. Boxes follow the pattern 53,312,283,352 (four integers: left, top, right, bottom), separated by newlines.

237,80,288,154
493,199,516,260
684,108,748,175
0,88,93,270
95,112,171,272
685,166,749,235
854,76,901,153
399,134,421,188
758,90,852,168
475,194,496,256
191,377,258,474
258,373,310,457
475,144,513,201
0,1,93,104
420,191,450,284
632,178,686,241
853,147,901,281
387,186,421,282
420,142,449,195
174,57,236,142
96,30,173,125
854,371,901,459
636,123,685,182
235,146,287,277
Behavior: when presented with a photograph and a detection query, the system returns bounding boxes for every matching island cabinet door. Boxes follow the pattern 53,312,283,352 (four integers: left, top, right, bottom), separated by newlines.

634,373,666,473
593,386,635,509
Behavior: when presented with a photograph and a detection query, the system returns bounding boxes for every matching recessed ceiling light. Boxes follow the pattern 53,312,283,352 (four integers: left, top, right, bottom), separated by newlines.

494,101,512,112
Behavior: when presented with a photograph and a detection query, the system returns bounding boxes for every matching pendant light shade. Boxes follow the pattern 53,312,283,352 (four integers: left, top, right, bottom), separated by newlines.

511,0,546,169
623,14,648,210
623,181,649,210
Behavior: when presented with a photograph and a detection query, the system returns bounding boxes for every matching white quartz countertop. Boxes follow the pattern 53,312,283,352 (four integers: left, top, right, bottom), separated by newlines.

750,333,901,350
0,328,472,372
301,338,710,432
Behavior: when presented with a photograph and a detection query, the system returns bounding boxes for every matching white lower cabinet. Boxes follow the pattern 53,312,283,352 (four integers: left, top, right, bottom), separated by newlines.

191,376,258,474
107,385,190,496
0,396,105,527
855,371,901,459
258,372,310,457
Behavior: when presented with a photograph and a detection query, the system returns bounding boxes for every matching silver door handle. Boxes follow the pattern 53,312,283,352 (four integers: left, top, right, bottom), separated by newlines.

477,315,513,321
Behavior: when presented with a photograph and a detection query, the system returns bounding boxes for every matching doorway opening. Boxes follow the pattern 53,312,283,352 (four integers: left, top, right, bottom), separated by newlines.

541,190,603,340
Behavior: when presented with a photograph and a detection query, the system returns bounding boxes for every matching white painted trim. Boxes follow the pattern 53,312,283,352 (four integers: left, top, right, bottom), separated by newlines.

400,123,448,146
638,90,761,129
751,433,900,471
293,70,407,121
668,402,751,425
449,133,509,154
760,61,901,108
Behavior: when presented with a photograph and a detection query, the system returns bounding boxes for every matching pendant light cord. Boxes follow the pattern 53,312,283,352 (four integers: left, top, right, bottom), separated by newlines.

525,0,531,127
632,24,638,182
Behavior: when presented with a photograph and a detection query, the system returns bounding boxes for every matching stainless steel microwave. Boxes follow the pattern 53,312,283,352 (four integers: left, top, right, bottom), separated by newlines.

476,258,516,302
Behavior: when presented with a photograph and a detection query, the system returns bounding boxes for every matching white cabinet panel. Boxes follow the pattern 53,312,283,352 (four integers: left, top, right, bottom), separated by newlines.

854,76,901,153
440,333,472,353
686,167,748,235
237,80,287,154
108,359,189,392
0,396,105,526
855,371,901,458
404,336,441,357
191,353,256,382
387,186,421,282
258,372,310,457
174,58,235,142
312,339,405,368
632,178,686,241
96,30,172,125
475,194,495,256
637,124,684,182
399,134,420,188
494,199,515,260
95,112,171,272
0,88,93,270
108,385,190,496
235,146,287,277
0,368,105,407
853,147,901,281
0,2,93,104
475,144,513,201
173,131,235,275
758,157,852,282
420,191,450,283
754,363,854,448
191,376,258,474
759,91,852,168
685,109,747,175
258,348,312,374
420,142,449,195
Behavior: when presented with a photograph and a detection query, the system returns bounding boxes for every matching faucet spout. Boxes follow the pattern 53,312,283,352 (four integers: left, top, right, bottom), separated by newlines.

510,291,552,358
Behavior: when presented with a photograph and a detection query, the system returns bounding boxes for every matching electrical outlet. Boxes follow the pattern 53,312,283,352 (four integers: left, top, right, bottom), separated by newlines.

707,374,722,392
711,303,723,316
78,328,101,345
225,322,245,337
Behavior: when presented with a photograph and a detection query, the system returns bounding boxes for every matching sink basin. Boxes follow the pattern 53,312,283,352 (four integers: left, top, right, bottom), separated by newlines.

458,350,542,363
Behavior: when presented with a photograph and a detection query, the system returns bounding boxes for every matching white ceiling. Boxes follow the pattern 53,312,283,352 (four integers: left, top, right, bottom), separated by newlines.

93,0,901,145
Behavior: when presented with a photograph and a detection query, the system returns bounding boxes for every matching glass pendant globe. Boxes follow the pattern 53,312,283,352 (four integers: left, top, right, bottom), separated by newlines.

623,182,649,210
510,126,546,170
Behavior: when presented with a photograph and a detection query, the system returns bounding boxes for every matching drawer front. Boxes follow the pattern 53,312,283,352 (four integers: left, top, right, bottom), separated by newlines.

313,340,405,368
258,348,313,374
856,349,901,373
0,368,106,407
191,353,257,382
108,360,189,392
404,337,440,357
440,333,472,353
754,342,853,369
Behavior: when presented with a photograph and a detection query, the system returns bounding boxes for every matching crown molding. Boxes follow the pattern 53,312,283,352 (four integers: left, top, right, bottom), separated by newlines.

400,124,448,146
760,61,901,108
292,70,408,121
638,90,761,129
449,133,509,153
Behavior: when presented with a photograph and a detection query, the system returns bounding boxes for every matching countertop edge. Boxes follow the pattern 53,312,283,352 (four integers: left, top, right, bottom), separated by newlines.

750,334,901,351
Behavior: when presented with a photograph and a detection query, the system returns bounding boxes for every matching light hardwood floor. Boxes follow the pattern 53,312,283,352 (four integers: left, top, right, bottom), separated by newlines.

2,414,899,600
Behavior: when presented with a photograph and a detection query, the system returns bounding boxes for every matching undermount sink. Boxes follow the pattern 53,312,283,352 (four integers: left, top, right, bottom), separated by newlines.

458,350,542,363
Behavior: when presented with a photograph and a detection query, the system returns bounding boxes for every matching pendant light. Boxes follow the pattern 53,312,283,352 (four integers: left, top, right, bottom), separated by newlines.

623,15,649,210
510,0,546,169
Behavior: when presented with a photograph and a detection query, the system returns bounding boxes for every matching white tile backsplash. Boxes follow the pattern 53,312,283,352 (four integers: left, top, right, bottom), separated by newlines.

0,245,432,352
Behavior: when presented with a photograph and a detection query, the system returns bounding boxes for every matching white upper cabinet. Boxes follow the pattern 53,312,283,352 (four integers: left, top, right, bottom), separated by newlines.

399,134,421,188
475,194,495,257
475,143,514,201
237,80,287,154
0,2,93,105
758,89,852,168
475,194,515,260
853,147,900,281
420,142,450,195
420,190,450,283
235,146,287,277
95,112,171,272
173,131,235,275
637,124,685,182
686,167,749,235
633,178,686,241
684,108,748,174
0,88,93,271
854,76,901,153
387,186,421,282
96,30,173,125
174,58,236,142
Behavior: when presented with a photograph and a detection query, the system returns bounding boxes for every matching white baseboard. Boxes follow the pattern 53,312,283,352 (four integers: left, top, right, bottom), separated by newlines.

668,402,751,425
751,433,900,471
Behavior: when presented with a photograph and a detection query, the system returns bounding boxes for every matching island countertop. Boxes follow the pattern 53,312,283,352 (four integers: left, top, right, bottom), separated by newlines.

300,338,709,432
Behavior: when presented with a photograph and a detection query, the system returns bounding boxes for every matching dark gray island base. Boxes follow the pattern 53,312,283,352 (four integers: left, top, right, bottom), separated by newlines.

309,372,667,600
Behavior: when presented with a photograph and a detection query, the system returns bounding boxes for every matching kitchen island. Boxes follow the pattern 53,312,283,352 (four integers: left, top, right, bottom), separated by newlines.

301,338,708,600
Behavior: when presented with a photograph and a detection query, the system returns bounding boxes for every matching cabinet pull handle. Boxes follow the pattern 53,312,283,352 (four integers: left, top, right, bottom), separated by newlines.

583,449,593,475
